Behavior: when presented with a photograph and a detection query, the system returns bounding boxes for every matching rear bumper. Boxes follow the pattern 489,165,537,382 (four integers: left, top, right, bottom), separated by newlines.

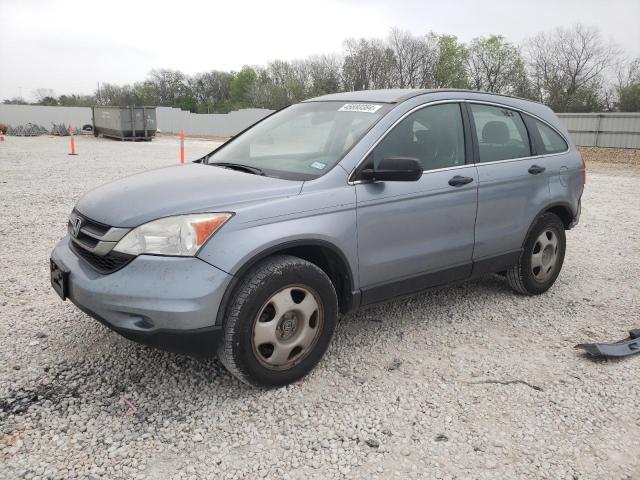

51,236,232,355
568,199,581,229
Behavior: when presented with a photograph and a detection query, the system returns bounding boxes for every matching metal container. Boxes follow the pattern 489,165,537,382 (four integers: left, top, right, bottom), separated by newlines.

92,106,157,140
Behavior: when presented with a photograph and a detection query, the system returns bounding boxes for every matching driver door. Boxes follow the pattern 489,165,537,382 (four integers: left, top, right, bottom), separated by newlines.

355,102,478,304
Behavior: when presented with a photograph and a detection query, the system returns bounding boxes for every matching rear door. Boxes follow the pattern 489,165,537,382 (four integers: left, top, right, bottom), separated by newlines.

468,103,551,261
355,102,478,303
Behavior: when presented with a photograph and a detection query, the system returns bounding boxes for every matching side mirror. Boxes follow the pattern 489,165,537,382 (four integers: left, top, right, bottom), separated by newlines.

359,157,423,182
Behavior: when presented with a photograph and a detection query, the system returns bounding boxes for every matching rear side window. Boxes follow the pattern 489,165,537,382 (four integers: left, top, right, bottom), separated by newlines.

372,103,466,171
470,104,531,162
534,120,568,154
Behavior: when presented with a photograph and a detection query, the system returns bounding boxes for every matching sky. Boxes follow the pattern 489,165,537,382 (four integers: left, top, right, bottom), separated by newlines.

1,0,639,101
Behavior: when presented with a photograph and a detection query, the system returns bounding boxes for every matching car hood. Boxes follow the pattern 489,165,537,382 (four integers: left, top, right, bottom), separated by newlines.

75,164,303,227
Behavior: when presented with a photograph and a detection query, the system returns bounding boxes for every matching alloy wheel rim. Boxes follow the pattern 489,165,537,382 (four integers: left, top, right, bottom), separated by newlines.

252,285,323,370
531,229,559,282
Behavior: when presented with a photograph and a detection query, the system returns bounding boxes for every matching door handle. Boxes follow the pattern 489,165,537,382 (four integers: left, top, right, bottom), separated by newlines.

448,175,474,187
528,165,546,175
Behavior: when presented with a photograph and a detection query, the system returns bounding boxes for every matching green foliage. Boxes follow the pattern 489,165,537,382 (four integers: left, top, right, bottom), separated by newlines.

229,66,258,108
467,35,527,95
177,95,198,113
435,35,468,88
618,83,640,112
58,94,95,107
38,96,59,106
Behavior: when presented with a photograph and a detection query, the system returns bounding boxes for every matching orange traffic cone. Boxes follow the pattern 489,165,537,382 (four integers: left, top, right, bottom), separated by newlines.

68,127,78,155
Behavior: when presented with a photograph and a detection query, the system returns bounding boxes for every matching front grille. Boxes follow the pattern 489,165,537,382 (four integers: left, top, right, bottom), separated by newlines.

68,211,110,237
70,239,134,274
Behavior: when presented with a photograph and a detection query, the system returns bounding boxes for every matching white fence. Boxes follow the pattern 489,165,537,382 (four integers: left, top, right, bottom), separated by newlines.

155,107,272,137
2,104,639,148
0,104,273,138
556,113,640,148
0,104,92,128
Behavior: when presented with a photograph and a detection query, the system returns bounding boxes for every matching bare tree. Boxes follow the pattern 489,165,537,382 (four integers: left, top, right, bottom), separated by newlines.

417,33,441,88
342,38,395,91
304,54,343,96
96,83,138,106
33,88,57,105
615,57,640,90
387,28,420,88
188,71,233,112
145,69,188,106
525,25,619,111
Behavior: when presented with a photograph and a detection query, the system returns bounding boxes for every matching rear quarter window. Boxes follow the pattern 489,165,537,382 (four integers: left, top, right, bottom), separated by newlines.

534,120,568,154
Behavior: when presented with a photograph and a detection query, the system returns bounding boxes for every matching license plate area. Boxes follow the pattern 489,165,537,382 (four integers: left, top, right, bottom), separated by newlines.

50,258,69,300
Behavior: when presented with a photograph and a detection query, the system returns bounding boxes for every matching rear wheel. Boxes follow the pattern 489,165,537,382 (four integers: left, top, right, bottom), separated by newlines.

507,212,566,295
217,255,338,387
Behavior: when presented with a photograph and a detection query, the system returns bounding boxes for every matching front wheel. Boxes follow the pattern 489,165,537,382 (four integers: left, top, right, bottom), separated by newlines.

506,212,566,295
217,255,338,387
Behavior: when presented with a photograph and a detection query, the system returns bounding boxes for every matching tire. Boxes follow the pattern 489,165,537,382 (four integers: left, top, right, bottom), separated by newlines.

506,212,566,295
217,255,338,387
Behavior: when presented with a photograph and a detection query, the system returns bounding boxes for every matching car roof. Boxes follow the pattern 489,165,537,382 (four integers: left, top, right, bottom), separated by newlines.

303,89,426,104
304,88,542,106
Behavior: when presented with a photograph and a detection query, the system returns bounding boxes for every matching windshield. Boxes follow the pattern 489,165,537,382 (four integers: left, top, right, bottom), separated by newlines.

207,101,390,180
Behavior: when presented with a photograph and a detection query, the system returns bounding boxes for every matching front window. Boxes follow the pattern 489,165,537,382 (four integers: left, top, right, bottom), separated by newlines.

372,103,466,171
207,102,390,180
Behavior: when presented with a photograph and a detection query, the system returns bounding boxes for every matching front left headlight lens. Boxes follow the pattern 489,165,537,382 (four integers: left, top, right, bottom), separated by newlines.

113,213,232,256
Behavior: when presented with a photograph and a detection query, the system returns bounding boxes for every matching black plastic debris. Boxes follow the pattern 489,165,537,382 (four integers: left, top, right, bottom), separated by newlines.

575,329,640,358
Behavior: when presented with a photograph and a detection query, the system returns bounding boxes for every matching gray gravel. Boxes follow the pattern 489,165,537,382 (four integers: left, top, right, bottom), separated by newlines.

1,135,639,480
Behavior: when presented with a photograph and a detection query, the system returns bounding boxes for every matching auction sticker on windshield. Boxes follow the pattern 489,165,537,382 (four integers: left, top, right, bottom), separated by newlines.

338,103,383,113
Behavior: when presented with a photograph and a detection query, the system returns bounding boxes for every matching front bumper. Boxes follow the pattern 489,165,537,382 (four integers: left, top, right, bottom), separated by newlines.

51,236,233,355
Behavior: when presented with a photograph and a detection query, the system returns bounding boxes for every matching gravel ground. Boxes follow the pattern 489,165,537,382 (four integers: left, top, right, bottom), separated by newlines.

1,136,639,480
578,146,640,168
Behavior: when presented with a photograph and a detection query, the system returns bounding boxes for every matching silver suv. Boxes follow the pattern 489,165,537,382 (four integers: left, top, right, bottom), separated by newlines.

51,89,584,386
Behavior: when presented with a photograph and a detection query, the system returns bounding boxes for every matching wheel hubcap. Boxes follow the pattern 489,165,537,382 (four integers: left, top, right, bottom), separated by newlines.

252,285,323,370
531,229,559,282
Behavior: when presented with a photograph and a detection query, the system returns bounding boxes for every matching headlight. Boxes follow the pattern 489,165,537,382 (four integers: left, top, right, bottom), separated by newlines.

113,213,232,256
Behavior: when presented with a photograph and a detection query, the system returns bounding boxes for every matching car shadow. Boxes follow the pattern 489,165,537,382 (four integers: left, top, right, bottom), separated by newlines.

4,273,519,422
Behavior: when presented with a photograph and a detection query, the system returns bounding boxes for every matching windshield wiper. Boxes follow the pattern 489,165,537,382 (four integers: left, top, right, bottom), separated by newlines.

210,162,264,176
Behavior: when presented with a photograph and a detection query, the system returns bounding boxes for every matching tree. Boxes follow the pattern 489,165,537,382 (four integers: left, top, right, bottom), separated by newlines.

618,84,640,111
229,66,258,109
304,54,342,97
96,83,136,106
188,70,233,113
467,35,527,95
615,58,640,111
58,94,94,107
525,25,618,112
434,35,468,88
247,60,310,110
145,69,188,106
10,24,635,113
342,38,395,91
33,88,57,105
2,97,28,105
